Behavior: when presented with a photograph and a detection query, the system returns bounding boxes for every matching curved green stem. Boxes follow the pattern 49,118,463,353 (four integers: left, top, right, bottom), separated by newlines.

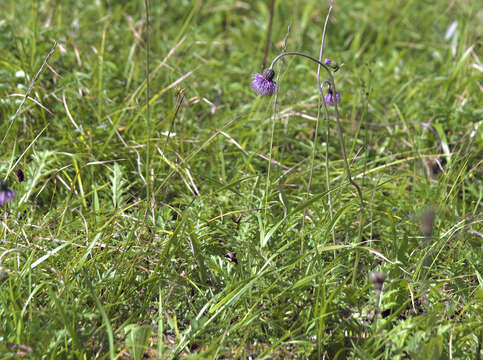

271,51,364,285
270,52,363,205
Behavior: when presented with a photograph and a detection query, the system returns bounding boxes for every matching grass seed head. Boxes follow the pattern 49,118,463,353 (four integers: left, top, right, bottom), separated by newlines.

369,271,386,291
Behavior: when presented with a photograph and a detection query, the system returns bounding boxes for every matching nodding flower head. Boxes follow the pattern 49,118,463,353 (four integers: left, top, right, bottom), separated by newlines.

0,181,15,207
324,58,339,72
325,88,341,106
251,68,277,96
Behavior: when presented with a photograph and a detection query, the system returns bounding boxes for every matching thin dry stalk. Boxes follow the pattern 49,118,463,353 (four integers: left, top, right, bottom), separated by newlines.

144,0,152,202
1,41,57,149
302,2,333,235
261,0,276,70
14,41,57,119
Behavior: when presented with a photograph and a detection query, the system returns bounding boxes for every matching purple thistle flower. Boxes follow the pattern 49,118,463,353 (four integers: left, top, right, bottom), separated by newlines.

324,89,341,106
0,181,15,207
251,68,277,96
324,58,333,65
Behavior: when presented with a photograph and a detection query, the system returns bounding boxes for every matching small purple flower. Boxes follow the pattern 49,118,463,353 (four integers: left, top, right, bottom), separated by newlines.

324,58,339,72
251,68,277,96
324,89,341,106
0,181,15,207
16,169,24,182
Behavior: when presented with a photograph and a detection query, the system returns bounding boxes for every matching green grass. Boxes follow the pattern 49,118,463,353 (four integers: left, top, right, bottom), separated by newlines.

0,0,481,359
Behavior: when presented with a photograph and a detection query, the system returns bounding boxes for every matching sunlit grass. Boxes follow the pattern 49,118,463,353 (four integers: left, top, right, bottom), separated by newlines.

0,0,481,358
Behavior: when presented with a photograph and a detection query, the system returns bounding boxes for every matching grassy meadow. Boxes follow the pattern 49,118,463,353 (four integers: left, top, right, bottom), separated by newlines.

0,0,482,358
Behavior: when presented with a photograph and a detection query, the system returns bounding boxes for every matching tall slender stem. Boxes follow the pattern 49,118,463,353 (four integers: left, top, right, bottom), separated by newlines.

303,5,331,234
271,51,364,283
261,0,275,70
317,5,332,81
270,52,363,205
144,0,151,202
318,6,333,202
317,5,335,249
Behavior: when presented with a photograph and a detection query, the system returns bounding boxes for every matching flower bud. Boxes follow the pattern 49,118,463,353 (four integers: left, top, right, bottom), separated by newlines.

369,271,386,291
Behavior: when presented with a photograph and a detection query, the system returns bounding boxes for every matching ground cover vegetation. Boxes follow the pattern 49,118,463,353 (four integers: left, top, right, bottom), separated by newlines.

0,0,481,358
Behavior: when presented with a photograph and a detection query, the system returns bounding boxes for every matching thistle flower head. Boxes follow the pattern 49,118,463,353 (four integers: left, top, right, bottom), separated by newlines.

251,68,277,96
324,89,341,106
324,58,333,65
0,181,15,207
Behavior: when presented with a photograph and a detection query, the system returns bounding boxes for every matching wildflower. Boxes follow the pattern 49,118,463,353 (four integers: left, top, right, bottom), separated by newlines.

324,89,341,106
225,251,238,265
0,181,15,207
324,58,339,72
251,68,277,96
16,169,24,182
